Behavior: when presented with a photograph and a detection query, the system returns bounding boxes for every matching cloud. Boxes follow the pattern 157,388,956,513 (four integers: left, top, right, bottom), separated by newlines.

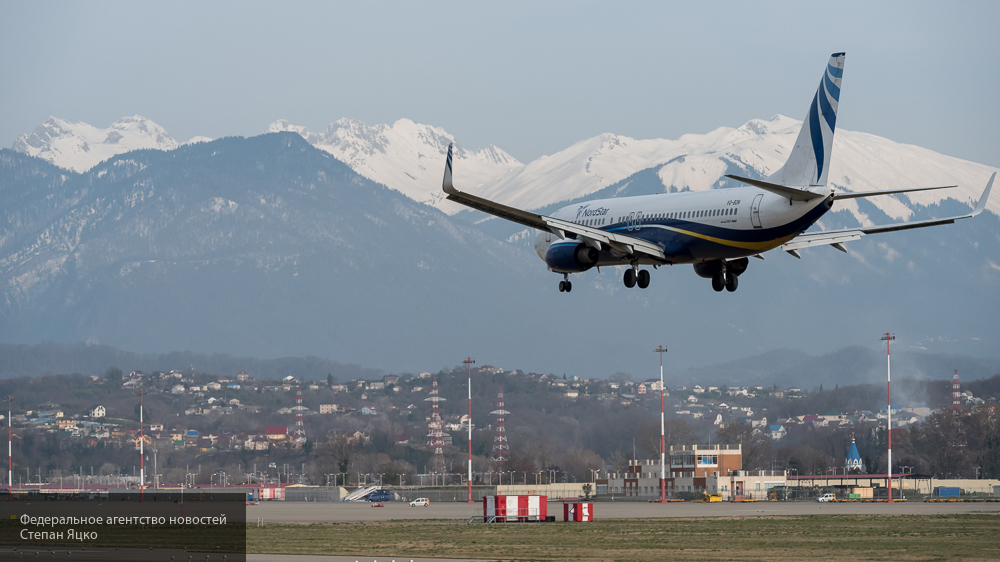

877,241,900,263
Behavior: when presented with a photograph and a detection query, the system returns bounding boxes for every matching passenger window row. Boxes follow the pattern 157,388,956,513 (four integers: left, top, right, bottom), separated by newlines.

612,207,739,223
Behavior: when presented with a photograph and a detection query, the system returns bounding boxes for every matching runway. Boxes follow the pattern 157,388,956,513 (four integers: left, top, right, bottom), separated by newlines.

249,498,998,523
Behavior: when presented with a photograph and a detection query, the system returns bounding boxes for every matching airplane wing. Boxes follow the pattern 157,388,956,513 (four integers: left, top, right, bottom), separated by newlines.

781,172,995,258
442,143,667,260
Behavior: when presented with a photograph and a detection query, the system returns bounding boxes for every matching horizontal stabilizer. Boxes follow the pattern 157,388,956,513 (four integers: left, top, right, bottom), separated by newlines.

783,172,994,255
832,185,955,200
725,175,826,201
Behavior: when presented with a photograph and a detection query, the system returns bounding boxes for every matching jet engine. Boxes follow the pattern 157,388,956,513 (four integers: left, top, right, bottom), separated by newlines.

544,243,599,273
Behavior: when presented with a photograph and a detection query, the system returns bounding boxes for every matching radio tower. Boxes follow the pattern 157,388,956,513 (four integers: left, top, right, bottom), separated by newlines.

425,377,447,473
952,370,962,410
490,388,510,462
292,386,307,448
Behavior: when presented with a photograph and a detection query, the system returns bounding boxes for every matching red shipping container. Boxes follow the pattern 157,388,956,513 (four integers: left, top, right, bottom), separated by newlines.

483,495,547,522
563,502,594,521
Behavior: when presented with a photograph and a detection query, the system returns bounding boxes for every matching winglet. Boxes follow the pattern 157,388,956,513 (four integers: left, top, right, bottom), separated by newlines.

971,172,995,217
442,143,456,194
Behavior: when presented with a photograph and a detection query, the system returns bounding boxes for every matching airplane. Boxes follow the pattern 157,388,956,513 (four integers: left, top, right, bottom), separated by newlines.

441,52,995,293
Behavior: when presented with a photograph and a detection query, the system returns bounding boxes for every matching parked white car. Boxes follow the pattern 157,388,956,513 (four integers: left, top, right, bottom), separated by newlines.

817,493,836,502
409,497,430,507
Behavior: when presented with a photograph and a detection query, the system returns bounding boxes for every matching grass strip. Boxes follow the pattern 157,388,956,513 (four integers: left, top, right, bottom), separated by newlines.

247,514,1000,561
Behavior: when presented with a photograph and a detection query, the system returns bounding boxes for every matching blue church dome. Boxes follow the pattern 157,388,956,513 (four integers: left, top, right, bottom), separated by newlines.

846,437,865,472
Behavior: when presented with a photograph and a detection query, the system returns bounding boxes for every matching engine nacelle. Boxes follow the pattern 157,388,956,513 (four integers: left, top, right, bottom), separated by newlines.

728,257,749,276
693,257,749,279
544,243,599,273
693,260,722,279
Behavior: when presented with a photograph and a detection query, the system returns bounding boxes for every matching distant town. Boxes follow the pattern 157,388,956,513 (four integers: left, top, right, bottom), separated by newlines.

2,361,998,501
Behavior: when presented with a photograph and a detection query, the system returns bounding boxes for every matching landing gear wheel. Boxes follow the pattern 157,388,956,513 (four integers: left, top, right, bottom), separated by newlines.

637,269,650,289
565,281,572,292
712,272,725,292
558,280,566,292
624,268,637,288
725,272,738,292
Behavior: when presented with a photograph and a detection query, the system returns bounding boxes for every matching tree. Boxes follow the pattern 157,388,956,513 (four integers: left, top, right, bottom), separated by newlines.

327,374,334,387
317,432,357,477
104,368,123,389
609,372,633,387
640,418,700,459
716,423,772,471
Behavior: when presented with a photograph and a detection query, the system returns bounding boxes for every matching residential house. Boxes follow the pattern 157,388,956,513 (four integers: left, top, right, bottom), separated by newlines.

265,426,288,442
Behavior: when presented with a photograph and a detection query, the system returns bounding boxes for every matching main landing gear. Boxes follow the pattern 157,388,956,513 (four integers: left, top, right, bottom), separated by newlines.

623,265,650,289
711,270,738,293
558,273,572,293
693,257,747,293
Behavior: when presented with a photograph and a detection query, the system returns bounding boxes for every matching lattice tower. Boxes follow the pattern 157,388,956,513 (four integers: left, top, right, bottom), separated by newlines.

424,376,447,472
292,386,307,447
952,370,962,410
490,388,510,462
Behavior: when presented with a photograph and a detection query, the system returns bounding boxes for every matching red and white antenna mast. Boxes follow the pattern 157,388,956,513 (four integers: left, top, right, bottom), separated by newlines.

880,332,895,503
292,386,307,448
425,377,447,474
464,358,475,503
138,388,145,503
6,396,12,502
655,345,668,503
490,388,510,463
952,370,962,410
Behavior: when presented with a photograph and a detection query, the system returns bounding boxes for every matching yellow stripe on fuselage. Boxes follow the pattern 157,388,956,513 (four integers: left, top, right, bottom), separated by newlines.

648,225,798,252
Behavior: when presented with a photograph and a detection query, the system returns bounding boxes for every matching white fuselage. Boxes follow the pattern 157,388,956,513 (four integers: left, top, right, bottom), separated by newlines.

535,187,832,268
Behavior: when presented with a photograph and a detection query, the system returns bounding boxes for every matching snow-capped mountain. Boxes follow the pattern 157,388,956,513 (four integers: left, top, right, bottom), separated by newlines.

13,115,997,222
272,115,997,220
266,118,523,212
11,116,204,173
470,115,997,220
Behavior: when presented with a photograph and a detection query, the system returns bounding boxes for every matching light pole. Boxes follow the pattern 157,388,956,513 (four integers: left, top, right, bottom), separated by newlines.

654,345,667,503
881,332,895,503
464,357,475,503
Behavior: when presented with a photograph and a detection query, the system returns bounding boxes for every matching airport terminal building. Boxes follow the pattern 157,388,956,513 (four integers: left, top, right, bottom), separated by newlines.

595,444,787,500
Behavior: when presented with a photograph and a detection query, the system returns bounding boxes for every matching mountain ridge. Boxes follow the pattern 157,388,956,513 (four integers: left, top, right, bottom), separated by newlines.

2,129,998,379
14,115,998,222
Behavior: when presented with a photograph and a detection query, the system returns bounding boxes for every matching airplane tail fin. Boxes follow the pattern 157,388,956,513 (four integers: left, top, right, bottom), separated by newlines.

768,52,846,188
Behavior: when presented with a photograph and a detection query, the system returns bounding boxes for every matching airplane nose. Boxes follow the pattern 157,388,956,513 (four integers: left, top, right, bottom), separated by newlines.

534,231,554,260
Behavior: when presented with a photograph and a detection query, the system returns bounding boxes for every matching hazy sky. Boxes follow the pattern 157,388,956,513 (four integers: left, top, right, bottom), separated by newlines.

2,1,998,167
